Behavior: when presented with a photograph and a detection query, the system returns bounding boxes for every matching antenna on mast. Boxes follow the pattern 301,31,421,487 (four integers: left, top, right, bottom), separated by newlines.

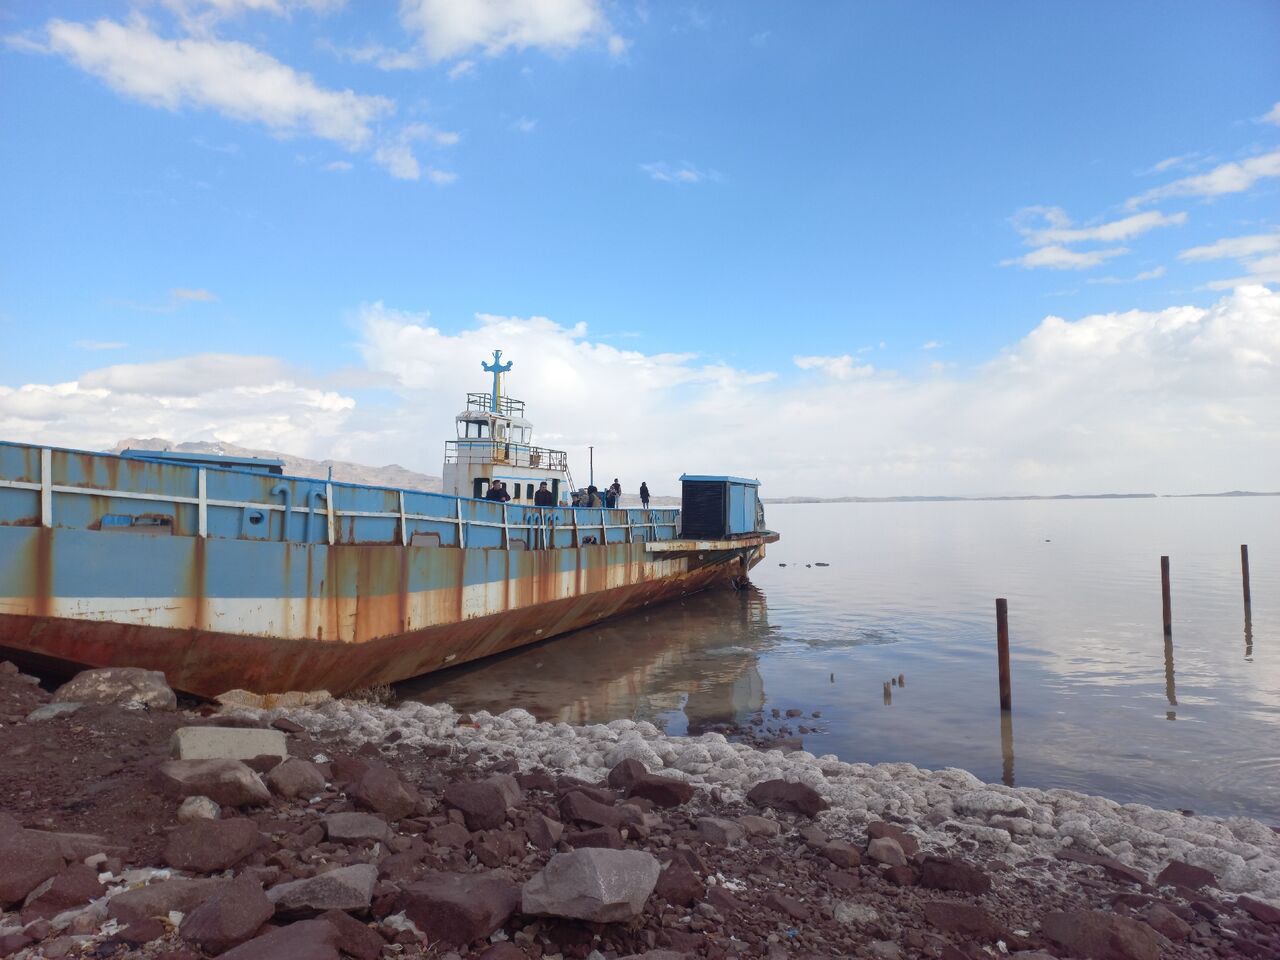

481,349,513,413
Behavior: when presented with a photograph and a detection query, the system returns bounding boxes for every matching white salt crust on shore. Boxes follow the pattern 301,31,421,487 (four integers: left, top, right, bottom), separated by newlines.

268,699,1280,905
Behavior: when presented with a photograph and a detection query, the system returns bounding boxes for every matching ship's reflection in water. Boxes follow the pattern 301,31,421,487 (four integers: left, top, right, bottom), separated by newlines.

398,586,775,733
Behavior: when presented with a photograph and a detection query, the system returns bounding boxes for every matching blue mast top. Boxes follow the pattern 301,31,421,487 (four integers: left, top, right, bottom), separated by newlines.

481,349,513,413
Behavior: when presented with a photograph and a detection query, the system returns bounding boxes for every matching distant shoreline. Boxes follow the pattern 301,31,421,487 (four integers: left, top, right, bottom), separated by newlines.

764,490,1280,505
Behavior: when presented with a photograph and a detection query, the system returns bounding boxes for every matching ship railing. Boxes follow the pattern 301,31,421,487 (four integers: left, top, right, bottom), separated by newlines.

465,393,525,417
444,440,568,471
0,442,679,552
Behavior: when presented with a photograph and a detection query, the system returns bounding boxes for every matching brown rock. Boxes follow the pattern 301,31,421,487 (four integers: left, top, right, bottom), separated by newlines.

428,822,471,848
479,944,528,960
628,774,696,808
218,919,340,960
866,821,920,856
867,836,907,867
318,909,385,960
516,769,555,792
525,813,563,851
165,818,262,873
181,874,274,954
884,864,917,886
919,856,992,895
52,666,176,710
568,826,625,849
324,812,392,845
736,815,781,838
443,780,510,830
1156,859,1215,890
108,878,232,924
349,763,417,821
706,885,746,913
1142,904,1192,941
655,859,705,906
764,892,810,921
1056,848,1148,886
1238,896,1280,924
20,865,104,923
560,790,622,828
156,759,271,807
923,901,1006,940
397,871,520,947
330,756,370,785
1042,909,1167,960
746,779,828,817
0,826,65,907
821,840,861,868
266,759,326,799
119,917,167,945
696,817,744,845
607,758,650,791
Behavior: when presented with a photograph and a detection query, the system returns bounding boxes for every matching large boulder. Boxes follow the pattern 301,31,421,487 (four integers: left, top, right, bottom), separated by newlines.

922,901,1007,941
627,774,696,808
522,848,660,922
745,779,828,817
156,759,271,807
267,759,326,799
164,818,262,873
180,874,274,954
443,780,510,831
397,871,520,947
218,918,340,960
324,812,392,845
171,726,287,761
268,863,378,915
349,764,417,821
919,856,992,895
1042,909,1168,960
107,877,232,924
0,823,65,907
20,865,104,923
52,667,177,710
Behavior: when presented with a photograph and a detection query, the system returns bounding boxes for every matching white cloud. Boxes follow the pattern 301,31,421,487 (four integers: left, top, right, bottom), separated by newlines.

324,160,353,172
1086,266,1166,285
7,289,1279,496
0,354,355,454
1128,149,1280,208
41,17,393,151
606,34,629,57
173,287,217,302
511,116,537,134
1262,102,1280,127
74,340,127,351
1179,231,1280,290
793,355,873,380
447,59,476,79
921,341,941,350
399,0,612,62
325,41,423,71
1013,207,1186,247
1002,245,1129,271
641,162,716,184
371,123,459,182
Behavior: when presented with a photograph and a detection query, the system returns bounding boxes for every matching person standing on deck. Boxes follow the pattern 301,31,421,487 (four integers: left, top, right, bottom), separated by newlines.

485,481,510,502
607,479,621,508
639,482,650,509
534,481,554,507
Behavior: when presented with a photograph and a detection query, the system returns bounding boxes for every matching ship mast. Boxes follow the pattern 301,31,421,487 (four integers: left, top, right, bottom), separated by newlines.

482,349,513,413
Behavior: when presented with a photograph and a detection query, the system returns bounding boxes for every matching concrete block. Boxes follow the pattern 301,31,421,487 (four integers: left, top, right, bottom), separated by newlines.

171,726,287,762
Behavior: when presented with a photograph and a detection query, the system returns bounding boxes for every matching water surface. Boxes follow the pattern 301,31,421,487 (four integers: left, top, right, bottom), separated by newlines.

399,498,1279,821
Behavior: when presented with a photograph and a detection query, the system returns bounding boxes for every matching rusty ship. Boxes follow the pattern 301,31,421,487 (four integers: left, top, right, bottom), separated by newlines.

0,352,778,697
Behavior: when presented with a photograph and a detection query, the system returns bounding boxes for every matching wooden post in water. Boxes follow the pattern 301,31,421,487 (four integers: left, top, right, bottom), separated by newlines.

1161,556,1172,637
996,598,1011,712
1241,545,1251,610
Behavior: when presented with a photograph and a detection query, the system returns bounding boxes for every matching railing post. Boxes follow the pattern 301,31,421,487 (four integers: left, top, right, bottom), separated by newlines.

398,490,407,546
572,508,579,547
456,497,466,549
501,503,509,550
325,482,335,545
197,468,208,538
39,447,53,528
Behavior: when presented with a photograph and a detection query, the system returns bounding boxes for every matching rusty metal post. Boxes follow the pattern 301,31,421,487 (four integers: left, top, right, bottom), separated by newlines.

1241,545,1251,610
996,598,1011,712
1161,556,1172,636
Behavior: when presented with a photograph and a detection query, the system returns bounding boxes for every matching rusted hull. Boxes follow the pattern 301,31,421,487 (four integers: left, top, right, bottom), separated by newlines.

0,528,765,696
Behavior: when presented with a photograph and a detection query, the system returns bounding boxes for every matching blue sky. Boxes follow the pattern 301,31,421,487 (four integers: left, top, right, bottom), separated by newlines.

1,1,1278,496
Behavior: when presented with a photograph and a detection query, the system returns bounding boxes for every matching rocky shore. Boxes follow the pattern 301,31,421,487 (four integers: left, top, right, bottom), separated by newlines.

2,663,1278,960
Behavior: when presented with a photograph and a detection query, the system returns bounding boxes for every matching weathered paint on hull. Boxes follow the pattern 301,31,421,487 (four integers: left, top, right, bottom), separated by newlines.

0,524,764,696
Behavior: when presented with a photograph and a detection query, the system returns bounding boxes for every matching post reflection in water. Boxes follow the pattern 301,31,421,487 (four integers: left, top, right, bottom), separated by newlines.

397,585,775,733
1244,611,1253,661
999,711,1015,787
1163,634,1177,721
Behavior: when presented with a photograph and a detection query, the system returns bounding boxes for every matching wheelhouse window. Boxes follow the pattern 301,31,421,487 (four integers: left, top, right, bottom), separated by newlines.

461,420,490,439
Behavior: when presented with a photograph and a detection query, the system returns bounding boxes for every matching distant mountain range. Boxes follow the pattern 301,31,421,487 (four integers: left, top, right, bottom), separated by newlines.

765,491,1280,504
112,438,444,492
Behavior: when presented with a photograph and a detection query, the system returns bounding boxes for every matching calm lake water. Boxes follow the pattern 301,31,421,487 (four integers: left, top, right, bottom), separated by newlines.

399,498,1280,821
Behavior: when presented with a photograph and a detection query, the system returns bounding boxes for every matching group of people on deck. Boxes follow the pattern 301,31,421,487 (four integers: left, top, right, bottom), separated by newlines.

484,478,651,509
